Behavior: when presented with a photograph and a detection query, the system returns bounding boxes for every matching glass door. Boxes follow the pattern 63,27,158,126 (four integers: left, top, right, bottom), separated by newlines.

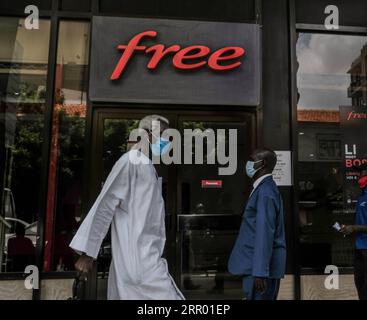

88,108,255,299
177,114,255,299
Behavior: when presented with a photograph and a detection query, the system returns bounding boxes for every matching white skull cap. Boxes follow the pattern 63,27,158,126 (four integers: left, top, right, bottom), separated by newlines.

139,115,169,132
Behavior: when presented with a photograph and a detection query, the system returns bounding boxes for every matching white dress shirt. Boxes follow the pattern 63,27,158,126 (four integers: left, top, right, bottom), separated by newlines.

250,173,273,197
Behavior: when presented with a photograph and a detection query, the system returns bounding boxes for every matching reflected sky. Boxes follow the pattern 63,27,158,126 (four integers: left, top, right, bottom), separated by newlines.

297,33,367,110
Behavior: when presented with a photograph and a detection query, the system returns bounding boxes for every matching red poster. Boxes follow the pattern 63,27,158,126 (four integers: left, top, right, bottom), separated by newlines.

201,180,223,188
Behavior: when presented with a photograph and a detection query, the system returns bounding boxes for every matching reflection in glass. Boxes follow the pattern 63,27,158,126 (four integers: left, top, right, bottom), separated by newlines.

0,18,50,272
43,21,90,271
179,121,248,215
97,118,144,298
296,33,367,268
102,120,139,265
179,120,249,299
102,119,139,180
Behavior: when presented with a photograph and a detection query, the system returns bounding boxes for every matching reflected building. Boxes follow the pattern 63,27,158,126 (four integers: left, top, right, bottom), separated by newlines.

348,43,367,107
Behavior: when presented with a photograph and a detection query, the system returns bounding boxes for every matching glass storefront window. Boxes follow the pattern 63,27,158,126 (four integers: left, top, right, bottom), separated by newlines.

296,33,367,269
102,119,139,181
179,121,248,215
178,119,251,298
0,17,51,272
43,21,90,272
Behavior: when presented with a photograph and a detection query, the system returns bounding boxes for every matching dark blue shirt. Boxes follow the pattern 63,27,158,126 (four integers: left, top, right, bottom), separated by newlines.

356,188,367,250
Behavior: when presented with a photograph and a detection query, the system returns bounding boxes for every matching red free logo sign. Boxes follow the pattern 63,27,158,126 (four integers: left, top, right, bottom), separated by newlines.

346,111,367,121
110,30,246,80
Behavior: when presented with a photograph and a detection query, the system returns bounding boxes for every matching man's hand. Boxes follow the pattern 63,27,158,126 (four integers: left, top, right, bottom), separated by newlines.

75,254,94,280
340,225,356,236
254,277,267,294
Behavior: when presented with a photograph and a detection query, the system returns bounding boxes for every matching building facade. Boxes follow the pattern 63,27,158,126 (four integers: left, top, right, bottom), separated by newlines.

0,0,367,300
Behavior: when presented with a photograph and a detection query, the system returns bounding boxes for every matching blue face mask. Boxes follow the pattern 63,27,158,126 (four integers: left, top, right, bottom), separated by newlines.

150,137,171,156
246,160,263,178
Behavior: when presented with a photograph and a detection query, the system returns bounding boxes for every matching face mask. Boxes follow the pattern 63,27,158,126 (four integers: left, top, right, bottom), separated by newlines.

246,160,263,178
150,136,171,156
358,176,367,189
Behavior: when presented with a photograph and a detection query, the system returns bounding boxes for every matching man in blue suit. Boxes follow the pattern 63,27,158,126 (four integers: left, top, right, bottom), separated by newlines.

228,148,286,300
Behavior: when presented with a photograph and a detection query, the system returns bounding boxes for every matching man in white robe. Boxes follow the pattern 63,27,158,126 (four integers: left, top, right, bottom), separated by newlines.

69,115,184,300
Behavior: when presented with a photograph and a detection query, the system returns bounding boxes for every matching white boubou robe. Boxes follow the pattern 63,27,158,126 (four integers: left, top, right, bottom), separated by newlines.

69,149,184,300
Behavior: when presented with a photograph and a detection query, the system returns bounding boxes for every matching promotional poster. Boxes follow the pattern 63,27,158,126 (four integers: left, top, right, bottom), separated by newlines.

340,106,367,204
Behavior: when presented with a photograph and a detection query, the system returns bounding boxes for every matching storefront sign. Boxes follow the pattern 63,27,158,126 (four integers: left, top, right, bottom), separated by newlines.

110,31,245,80
273,151,292,186
89,16,261,105
340,106,367,203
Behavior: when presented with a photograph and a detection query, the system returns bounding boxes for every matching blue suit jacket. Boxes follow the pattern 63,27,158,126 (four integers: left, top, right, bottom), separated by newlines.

228,176,286,279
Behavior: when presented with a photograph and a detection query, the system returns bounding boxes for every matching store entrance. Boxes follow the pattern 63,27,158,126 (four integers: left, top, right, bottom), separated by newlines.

88,107,255,299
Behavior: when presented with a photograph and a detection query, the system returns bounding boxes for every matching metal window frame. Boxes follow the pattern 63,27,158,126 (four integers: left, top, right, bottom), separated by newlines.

296,23,367,36
288,0,302,301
